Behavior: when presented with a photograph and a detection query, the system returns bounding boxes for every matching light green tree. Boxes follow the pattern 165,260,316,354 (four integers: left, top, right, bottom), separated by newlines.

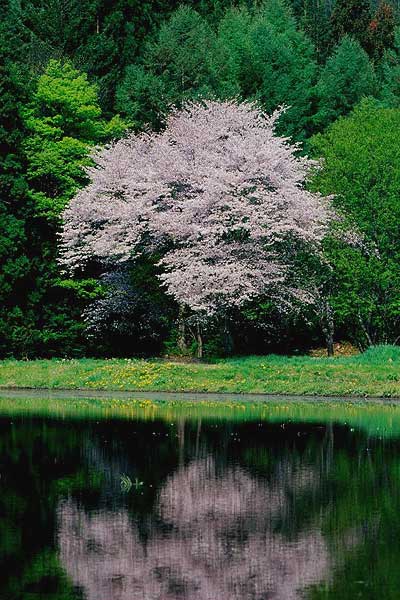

15,59,125,356
310,99,400,346
23,59,125,220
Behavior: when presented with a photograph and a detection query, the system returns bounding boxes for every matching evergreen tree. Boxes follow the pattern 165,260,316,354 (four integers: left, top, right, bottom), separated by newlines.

300,0,332,62
379,27,400,106
5,0,224,111
0,82,31,355
313,36,377,132
367,1,396,60
330,0,371,48
116,66,168,130
211,7,253,99
249,0,318,141
212,0,318,142
0,19,33,356
116,7,216,129
118,1,318,141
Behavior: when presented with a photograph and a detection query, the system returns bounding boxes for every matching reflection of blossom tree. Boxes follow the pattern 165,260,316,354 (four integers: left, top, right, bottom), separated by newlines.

58,457,330,600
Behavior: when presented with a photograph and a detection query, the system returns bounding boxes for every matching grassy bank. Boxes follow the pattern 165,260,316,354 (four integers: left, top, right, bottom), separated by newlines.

0,345,400,397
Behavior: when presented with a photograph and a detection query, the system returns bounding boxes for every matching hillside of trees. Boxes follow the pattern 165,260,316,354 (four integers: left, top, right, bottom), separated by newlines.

1,0,400,358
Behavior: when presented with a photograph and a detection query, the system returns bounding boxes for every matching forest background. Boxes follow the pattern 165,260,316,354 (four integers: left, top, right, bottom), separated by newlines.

2,0,400,359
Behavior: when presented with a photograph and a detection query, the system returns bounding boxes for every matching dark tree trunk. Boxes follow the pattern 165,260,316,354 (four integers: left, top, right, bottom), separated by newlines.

177,305,187,355
221,316,234,356
357,312,373,348
196,321,203,359
326,333,334,357
321,299,335,357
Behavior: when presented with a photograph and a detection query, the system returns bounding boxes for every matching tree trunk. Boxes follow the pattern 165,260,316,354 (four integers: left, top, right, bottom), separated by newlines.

357,312,373,348
221,316,234,356
321,299,335,357
196,321,203,359
177,305,187,355
326,333,334,357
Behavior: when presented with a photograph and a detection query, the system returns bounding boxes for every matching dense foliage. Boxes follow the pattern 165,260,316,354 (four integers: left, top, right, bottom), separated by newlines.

1,0,400,357
310,100,400,347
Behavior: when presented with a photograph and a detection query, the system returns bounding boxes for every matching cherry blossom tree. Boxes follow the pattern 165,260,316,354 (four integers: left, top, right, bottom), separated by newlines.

60,100,336,354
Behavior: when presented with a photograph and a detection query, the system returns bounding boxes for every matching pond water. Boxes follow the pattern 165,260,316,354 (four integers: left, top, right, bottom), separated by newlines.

1,394,400,600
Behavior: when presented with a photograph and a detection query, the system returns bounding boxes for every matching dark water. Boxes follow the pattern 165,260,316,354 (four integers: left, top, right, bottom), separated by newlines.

1,397,400,599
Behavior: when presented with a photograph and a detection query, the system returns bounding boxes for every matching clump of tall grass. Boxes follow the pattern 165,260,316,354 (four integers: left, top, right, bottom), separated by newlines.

355,345,400,363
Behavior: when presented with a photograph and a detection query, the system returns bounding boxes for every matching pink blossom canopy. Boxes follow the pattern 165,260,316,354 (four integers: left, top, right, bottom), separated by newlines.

60,100,334,313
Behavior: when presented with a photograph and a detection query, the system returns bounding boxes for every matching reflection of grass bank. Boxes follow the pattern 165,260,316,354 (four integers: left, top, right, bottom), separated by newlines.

0,346,399,397
1,394,400,438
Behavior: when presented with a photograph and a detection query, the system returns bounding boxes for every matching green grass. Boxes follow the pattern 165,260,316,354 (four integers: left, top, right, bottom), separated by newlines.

0,345,400,397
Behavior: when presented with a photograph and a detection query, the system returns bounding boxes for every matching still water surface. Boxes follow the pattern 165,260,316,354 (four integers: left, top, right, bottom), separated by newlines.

1,394,400,599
